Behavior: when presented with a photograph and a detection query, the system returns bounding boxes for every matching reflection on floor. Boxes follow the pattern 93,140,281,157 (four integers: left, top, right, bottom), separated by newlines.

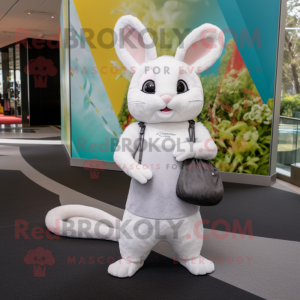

276,163,291,177
0,125,61,140
0,127,299,300
0,128,37,133
276,178,300,194
0,124,23,128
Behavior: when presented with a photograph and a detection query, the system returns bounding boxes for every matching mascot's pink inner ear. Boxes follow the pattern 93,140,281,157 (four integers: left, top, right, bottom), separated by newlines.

184,37,214,66
123,25,145,66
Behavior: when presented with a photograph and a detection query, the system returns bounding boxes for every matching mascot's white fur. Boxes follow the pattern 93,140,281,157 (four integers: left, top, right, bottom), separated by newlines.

46,15,224,278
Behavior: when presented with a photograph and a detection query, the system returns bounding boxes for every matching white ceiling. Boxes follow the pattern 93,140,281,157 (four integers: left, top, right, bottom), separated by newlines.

0,0,62,48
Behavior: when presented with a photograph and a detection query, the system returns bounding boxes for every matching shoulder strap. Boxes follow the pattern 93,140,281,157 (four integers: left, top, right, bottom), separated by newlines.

138,122,146,164
188,120,195,143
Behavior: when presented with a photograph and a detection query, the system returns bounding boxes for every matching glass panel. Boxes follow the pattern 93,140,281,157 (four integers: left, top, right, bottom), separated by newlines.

277,117,300,176
1,49,10,115
296,120,300,167
8,47,14,99
15,44,21,117
277,1,300,178
0,51,2,96
280,1,300,118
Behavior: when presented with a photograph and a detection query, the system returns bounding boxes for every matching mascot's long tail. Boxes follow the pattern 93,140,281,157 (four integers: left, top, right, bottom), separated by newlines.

45,205,120,242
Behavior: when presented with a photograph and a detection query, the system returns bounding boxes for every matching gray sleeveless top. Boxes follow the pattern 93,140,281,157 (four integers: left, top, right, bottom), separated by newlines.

125,122,199,220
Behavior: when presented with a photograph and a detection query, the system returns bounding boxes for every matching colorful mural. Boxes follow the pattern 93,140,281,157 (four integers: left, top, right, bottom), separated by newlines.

63,0,281,175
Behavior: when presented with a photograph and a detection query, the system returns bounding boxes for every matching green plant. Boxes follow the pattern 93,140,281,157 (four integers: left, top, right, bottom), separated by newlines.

280,93,300,117
199,40,273,175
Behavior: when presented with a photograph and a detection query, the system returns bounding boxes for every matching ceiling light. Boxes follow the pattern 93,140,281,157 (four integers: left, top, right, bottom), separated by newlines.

28,12,31,14
51,16,54,18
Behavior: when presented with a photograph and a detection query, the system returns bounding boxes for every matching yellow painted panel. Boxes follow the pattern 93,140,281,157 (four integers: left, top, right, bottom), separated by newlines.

72,0,128,114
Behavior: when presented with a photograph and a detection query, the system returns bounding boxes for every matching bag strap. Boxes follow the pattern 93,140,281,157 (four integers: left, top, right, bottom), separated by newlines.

138,122,146,164
188,120,195,143
188,120,215,174
137,120,195,164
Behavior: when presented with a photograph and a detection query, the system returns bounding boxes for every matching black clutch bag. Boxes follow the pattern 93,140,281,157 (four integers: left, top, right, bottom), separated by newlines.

175,120,224,206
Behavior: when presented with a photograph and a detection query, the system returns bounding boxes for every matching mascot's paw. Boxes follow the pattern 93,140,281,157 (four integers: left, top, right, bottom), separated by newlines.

130,165,153,184
179,256,215,275
108,259,144,278
173,142,195,162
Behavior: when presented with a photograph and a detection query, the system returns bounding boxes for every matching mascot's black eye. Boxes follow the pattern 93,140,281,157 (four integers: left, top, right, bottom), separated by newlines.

142,80,155,94
177,80,188,94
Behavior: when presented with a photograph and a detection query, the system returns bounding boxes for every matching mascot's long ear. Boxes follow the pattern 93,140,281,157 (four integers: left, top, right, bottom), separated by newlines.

114,15,157,73
175,23,224,75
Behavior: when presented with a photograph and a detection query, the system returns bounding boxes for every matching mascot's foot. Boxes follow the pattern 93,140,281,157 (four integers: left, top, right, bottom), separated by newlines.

179,256,215,275
108,259,144,278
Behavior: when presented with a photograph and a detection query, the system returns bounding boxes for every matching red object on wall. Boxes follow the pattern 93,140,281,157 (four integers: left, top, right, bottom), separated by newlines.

225,42,246,76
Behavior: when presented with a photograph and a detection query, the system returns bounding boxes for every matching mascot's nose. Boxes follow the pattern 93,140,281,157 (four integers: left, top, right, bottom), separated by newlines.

161,94,172,103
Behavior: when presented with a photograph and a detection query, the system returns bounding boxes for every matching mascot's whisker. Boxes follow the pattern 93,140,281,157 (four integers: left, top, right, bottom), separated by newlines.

127,101,146,106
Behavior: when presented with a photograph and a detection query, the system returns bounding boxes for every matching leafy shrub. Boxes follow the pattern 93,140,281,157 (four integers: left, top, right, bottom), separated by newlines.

280,93,300,117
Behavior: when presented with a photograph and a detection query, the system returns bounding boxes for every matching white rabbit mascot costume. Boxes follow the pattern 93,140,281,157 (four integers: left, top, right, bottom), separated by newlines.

46,15,224,278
